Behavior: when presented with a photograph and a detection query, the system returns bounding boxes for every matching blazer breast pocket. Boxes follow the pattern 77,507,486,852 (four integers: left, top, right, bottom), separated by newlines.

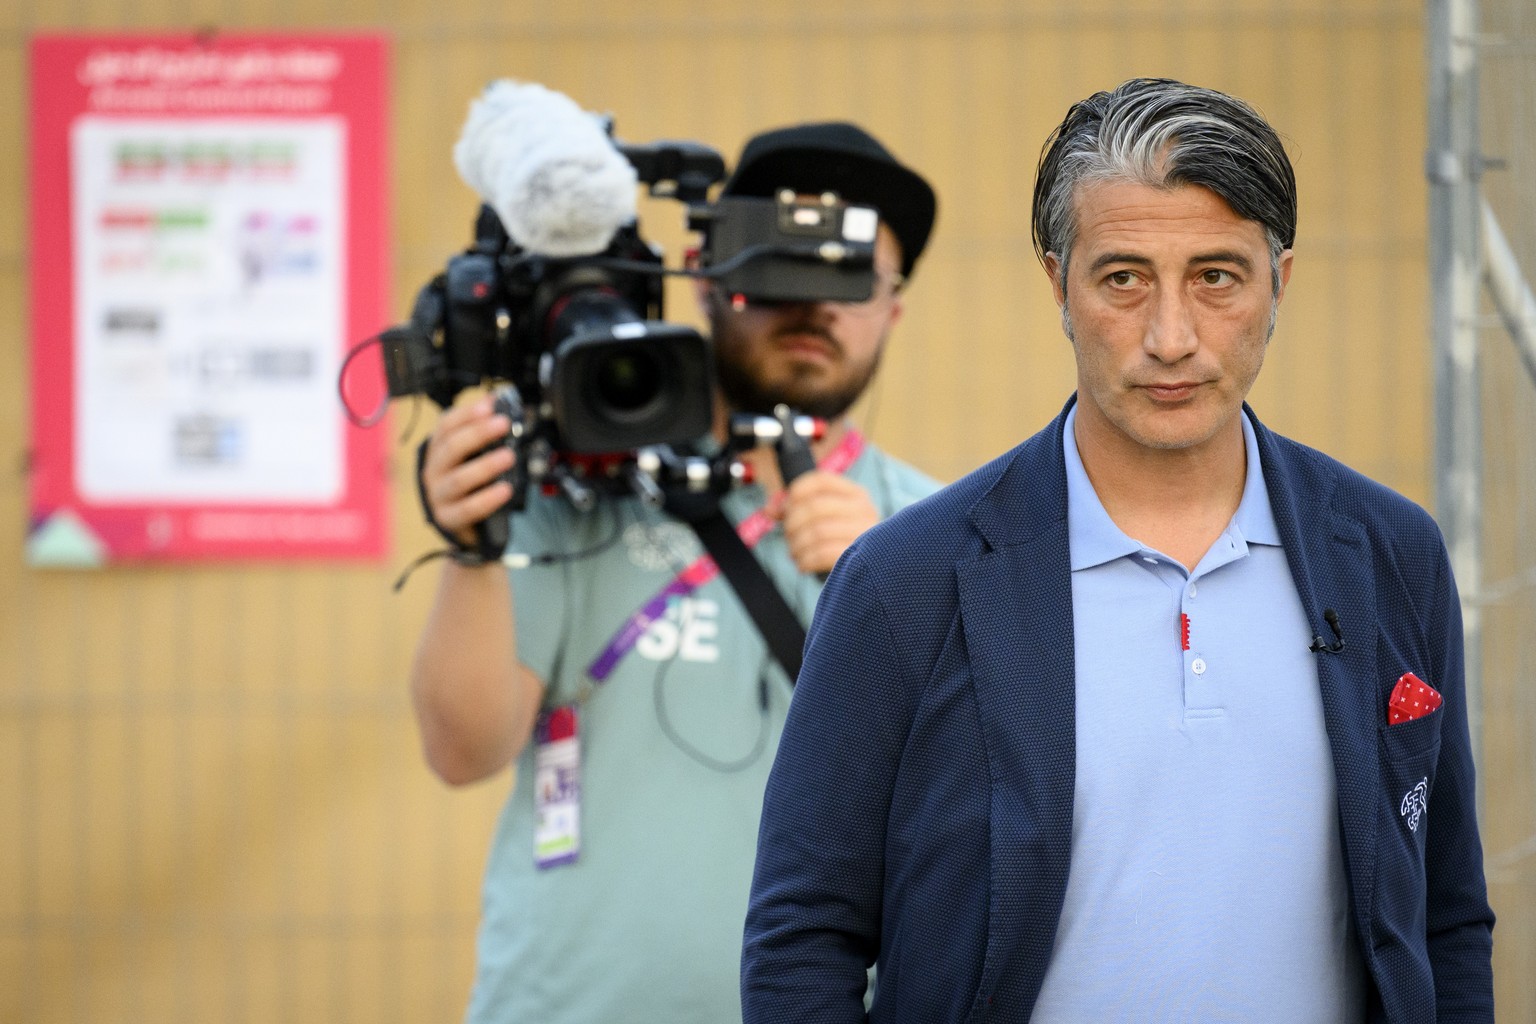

1379,702,1444,768
1378,702,1443,872
1372,701,1443,956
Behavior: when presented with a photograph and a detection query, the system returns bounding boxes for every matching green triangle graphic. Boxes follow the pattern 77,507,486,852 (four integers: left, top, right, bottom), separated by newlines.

27,509,109,568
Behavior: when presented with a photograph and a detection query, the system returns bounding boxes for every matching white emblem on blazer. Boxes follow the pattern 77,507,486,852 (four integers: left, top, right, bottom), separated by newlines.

1400,777,1429,832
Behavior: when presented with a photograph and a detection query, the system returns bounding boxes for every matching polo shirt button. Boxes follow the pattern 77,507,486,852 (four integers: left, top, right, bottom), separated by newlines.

1192,657,1207,675
1188,583,1197,598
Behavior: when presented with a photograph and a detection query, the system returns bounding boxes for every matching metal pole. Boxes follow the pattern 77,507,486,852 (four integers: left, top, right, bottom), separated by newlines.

1481,199,1536,388
1427,0,1484,777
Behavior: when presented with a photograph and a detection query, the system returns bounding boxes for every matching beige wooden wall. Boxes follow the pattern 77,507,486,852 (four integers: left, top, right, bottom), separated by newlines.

2,1,1528,1021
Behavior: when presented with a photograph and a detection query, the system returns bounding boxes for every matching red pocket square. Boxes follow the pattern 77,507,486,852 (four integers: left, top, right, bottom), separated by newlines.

1389,672,1442,725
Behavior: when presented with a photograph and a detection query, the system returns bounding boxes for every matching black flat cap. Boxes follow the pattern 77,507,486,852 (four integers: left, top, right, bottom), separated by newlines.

722,121,937,278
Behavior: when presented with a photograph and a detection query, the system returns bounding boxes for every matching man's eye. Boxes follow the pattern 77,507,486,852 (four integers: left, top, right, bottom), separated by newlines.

1107,270,1137,287
1200,269,1235,286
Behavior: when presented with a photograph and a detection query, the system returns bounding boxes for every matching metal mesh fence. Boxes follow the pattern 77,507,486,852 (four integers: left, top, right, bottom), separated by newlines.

1467,0,1536,1016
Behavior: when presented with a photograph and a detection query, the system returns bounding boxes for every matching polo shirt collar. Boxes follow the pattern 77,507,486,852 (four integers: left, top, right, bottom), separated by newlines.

1232,410,1282,548
1063,406,1281,572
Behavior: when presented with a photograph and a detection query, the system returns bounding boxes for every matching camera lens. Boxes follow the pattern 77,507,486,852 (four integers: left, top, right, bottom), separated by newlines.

552,322,711,452
595,349,663,415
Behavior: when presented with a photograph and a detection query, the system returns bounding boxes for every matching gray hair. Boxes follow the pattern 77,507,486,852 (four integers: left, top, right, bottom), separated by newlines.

1031,78,1297,296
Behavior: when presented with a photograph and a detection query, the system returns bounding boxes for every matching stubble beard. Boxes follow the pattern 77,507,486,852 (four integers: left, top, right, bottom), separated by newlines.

711,310,884,421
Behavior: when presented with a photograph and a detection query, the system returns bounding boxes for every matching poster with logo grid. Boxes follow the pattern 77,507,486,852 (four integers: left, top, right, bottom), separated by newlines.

27,33,391,564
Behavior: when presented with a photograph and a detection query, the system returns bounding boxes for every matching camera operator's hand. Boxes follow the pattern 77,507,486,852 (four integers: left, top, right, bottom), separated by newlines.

420,394,517,549
775,471,881,576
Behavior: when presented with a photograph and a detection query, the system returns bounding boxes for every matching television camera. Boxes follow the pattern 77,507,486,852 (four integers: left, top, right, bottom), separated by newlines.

363,81,882,560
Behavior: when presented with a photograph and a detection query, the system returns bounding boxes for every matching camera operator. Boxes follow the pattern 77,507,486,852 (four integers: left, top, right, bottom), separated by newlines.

409,121,941,1024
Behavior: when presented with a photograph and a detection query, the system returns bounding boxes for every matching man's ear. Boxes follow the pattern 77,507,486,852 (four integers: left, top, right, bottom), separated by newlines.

1275,248,1294,304
1043,252,1067,308
886,290,905,331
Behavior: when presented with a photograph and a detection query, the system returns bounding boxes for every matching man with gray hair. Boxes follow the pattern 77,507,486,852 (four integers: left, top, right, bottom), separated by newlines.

741,79,1494,1022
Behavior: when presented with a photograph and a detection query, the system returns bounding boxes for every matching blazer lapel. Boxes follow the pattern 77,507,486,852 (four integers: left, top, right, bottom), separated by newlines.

956,408,1077,1007
1255,413,1381,931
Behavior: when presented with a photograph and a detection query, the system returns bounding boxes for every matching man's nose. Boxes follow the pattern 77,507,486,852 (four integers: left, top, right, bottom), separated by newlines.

1142,287,1198,362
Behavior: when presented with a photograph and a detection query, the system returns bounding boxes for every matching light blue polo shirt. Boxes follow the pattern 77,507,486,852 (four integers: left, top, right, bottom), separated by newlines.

1030,407,1368,1022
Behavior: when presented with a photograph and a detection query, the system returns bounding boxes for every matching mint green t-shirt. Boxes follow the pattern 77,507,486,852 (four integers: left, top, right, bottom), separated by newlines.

464,443,939,1024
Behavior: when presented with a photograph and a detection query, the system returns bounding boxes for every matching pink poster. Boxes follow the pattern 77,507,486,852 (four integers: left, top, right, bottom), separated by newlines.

28,33,391,564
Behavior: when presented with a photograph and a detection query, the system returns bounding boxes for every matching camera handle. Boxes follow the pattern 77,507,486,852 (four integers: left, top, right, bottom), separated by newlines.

447,385,527,563
469,386,527,559
772,404,817,484
771,403,831,584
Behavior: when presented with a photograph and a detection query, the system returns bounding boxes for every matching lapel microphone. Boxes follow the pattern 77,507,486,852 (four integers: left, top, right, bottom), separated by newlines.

1309,608,1346,655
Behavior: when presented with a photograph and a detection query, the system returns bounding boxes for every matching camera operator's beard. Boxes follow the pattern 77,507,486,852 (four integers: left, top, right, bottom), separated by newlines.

711,311,885,421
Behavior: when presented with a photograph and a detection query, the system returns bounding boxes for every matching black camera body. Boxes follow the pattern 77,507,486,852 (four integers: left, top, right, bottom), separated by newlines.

387,204,715,456
377,134,877,532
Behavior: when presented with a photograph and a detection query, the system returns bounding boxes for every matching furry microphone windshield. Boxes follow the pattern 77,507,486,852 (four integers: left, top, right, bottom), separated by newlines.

452,80,639,258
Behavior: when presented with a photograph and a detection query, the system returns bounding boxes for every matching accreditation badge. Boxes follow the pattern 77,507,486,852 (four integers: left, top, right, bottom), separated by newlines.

533,705,580,868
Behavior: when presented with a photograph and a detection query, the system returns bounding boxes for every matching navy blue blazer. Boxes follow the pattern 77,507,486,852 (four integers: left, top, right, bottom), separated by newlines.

742,401,1494,1023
